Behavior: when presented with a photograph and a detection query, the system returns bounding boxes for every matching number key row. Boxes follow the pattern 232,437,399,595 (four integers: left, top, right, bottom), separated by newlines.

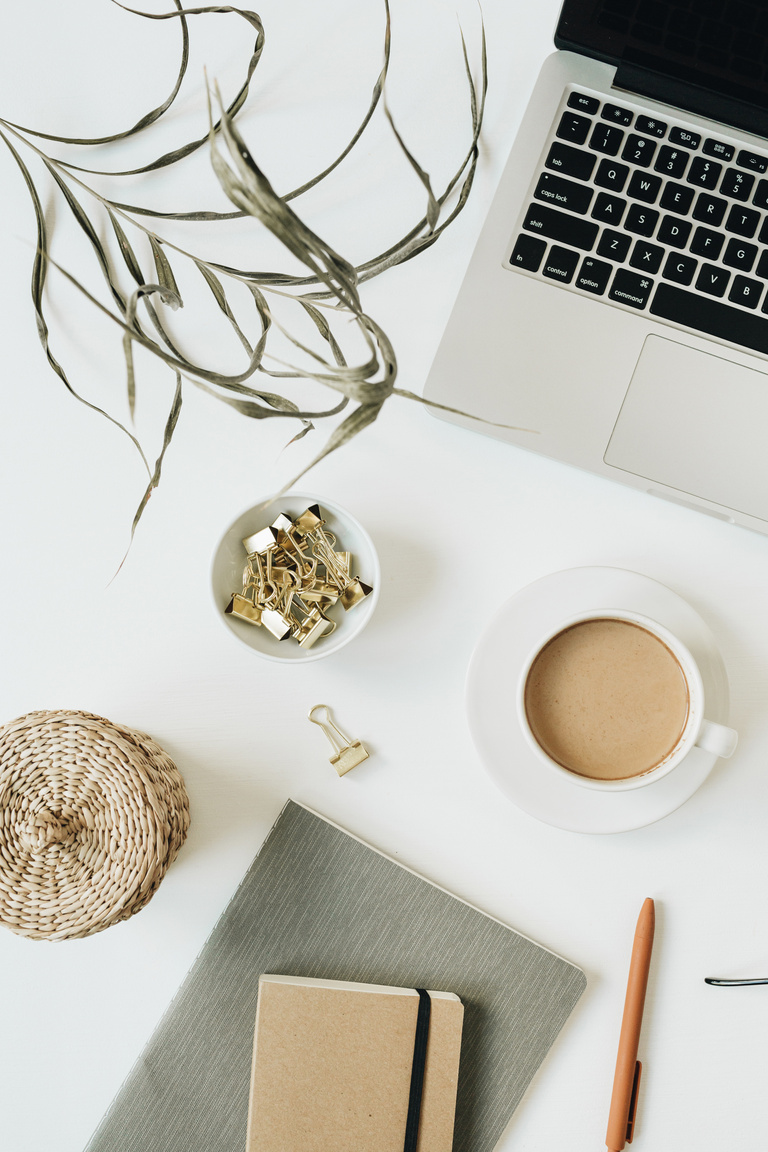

555,111,768,207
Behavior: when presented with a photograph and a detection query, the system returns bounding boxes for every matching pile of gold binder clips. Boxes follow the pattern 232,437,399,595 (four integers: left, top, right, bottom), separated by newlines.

225,504,373,649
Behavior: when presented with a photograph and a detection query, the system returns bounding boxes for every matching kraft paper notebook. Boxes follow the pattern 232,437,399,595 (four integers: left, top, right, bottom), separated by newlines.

246,974,464,1152
84,801,586,1152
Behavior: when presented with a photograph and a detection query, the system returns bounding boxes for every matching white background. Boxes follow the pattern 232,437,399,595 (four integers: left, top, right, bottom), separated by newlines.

1,2,767,1150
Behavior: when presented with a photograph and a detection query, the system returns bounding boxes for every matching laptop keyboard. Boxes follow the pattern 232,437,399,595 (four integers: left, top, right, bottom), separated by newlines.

508,87,768,356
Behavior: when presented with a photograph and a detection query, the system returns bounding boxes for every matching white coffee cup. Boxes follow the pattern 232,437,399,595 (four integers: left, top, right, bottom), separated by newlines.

517,609,737,792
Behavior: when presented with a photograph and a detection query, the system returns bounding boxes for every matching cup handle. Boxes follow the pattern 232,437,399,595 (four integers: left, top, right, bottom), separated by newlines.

695,719,738,759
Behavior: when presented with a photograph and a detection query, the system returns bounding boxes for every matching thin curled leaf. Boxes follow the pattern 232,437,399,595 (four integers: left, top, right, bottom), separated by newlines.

123,283,183,417
44,160,126,314
62,0,390,218
3,0,190,147
278,400,385,495
298,299,347,367
383,104,439,231
209,82,362,314
112,370,184,577
0,127,151,477
0,0,497,552
106,206,144,285
54,2,264,182
105,206,185,358
195,260,253,355
188,375,347,422
392,388,534,434
283,0,391,203
42,253,374,421
148,235,182,305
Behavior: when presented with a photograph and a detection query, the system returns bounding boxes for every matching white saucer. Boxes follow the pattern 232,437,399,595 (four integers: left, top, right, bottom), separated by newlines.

465,567,732,834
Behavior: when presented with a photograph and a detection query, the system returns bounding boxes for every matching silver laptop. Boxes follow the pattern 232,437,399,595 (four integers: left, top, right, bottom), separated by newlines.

424,0,768,534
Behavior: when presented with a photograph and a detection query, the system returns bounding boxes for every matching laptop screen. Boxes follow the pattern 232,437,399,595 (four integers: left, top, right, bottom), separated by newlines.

555,0,768,117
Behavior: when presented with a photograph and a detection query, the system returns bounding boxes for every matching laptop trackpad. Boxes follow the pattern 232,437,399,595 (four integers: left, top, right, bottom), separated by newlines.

604,334,768,522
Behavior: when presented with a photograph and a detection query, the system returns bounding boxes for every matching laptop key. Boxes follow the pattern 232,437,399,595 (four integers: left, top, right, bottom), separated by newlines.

669,127,701,149
545,142,596,181
621,134,657,166
657,215,692,247
596,229,631,261
542,245,580,283
703,138,735,161
534,172,594,214
625,204,659,236
635,115,667,138
595,158,629,192
575,257,612,294
589,123,625,156
687,156,722,189
736,150,768,174
591,192,627,225
720,168,755,200
662,251,698,285
651,283,768,355
602,103,634,126
654,146,689,178
627,170,662,203
630,240,664,274
690,227,725,259
522,204,598,250
755,251,768,279
695,263,731,297
692,193,727,225
609,269,654,308
724,204,760,238
509,234,547,272
728,275,763,309
723,237,757,271
752,178,768,210
660,182,694,214
567,92,600,115
556,111,591,146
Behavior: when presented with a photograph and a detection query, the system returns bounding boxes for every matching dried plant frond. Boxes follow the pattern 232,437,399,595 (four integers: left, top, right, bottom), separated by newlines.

0,1,510,548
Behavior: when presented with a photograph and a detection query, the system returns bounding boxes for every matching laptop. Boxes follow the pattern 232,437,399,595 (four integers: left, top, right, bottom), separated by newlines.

424,0,768,534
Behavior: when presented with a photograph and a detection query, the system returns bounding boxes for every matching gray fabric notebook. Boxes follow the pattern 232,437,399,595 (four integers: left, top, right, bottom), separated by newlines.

85,801,586,1152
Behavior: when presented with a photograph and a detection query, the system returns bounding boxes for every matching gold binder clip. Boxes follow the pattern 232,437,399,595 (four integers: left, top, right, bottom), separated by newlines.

292,603,336,648
242,525,276,555
261,606,292,640
224,593,262,626
339,577,373,612
293,504,324,535
308,704,369,776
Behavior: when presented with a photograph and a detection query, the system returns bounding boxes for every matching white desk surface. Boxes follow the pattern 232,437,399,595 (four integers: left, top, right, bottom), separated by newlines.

1,3,767,1150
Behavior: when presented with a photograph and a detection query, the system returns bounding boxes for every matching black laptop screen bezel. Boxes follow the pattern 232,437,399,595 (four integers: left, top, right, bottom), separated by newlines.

554,0,768,135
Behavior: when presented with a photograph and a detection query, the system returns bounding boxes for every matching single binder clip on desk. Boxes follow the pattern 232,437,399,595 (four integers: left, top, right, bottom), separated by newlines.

309,704,369,776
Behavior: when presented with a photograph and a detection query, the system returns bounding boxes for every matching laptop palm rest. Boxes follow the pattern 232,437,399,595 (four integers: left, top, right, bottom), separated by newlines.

604,334,768,523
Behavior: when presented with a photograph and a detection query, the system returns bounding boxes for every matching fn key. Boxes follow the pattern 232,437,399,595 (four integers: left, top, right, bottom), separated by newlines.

509,233,546,272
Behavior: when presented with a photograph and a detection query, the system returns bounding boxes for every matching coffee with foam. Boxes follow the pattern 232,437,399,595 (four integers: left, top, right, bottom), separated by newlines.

523,618,689,781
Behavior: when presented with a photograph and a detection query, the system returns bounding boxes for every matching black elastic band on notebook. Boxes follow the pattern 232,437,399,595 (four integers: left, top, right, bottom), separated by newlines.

403,988,431,1152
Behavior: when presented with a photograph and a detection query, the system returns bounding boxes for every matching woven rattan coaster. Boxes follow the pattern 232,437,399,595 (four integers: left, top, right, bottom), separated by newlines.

0,709,190,941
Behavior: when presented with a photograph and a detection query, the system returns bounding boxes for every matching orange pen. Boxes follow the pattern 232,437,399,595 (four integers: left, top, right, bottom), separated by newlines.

605,898,655,1152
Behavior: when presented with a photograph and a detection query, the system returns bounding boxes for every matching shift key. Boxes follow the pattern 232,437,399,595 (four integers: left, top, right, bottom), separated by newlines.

523,203,598,250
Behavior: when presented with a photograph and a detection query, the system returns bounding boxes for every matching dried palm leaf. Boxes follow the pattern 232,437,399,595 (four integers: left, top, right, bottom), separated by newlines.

0,0,515,545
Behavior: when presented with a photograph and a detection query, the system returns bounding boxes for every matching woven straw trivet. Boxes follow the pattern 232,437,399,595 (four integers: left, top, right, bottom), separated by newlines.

0,710,190,941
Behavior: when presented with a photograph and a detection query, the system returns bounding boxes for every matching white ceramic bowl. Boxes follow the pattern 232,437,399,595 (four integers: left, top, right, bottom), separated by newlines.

211,492,380,663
